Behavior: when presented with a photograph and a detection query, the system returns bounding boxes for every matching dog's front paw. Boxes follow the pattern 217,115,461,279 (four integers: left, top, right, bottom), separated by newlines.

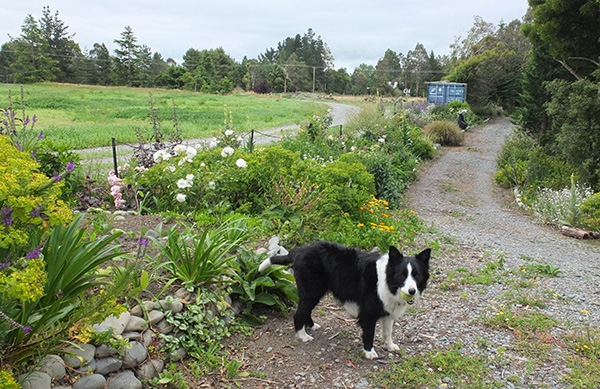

363,349,378,359
385,342,400,352
310,323,321,330
296,328,314,343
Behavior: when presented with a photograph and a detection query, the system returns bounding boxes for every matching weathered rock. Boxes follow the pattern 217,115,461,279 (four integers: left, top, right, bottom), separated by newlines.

94,357,122,375
107,370,142,389
94,344,117,358
122,331,142,341
18,371,51,389
168,346,187,362
130,301,158,317
124,315,147,332
63,343,96,369
147,310,164,325
36,354,66,380
138,359,165,380
123,341,147,367
92,311,130,335
159,299,183,314
154,318,174,334
73,374,106,389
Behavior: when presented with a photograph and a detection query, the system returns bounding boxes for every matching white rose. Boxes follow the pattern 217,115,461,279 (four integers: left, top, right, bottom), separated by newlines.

236,158,247,168
221,146,234,157
177,178,192,189
176,193,186,203
225,129,234,136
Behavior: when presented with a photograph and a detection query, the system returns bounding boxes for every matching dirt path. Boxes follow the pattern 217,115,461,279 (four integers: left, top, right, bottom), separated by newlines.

209,117,600,388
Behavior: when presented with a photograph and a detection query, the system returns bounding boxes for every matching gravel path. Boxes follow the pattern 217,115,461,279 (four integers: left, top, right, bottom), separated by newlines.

398,117,600,387
406,117,600,326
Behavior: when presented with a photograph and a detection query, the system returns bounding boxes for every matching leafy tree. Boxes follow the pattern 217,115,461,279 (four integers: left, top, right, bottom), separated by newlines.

10,14,58,83
113,26,140,86
39,6,80,82
325,68,352,94
524,0,600,79
404,43,430,97
0,42,18,83
545,77,600,189
375,49,402,95
445,17,530,112
351,64,376,95
81,43,112,85
262,28,333,92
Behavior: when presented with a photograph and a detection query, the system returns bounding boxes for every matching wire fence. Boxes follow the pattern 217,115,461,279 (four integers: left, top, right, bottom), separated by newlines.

107,123,344,177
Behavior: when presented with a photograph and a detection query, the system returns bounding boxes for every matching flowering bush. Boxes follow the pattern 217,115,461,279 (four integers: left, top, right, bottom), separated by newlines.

0,135,73,261
322,195,423,251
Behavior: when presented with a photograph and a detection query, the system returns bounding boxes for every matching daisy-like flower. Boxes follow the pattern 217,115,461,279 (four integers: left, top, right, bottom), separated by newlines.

236,158,247,168
225,129,234,136
176,193,186,202
221,146,234,157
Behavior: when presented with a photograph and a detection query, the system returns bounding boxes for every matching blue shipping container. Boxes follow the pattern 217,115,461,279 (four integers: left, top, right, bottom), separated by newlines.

425,82,467,104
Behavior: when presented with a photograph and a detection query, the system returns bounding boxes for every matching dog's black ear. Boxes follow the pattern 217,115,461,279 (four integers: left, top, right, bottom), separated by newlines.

416,248,431,265
388,246,404,262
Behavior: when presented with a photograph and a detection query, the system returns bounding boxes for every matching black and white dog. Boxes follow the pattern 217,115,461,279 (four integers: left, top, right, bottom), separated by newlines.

259,241,431,359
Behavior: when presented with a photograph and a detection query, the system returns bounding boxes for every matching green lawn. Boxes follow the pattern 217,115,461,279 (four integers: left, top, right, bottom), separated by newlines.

0,83,327,149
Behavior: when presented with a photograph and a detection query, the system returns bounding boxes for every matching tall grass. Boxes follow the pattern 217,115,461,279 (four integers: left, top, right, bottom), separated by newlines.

0,83,327,149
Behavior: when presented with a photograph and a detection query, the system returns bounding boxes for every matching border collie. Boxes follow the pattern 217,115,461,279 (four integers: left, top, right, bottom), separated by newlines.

259,241,431,359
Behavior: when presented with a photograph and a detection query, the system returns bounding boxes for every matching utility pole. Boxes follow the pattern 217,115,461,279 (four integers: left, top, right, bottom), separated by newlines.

312,66,316,93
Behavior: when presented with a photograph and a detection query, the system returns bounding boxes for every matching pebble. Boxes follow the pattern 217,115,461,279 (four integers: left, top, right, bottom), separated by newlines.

106,370,142,389
73,374,106,389
18,371,51,389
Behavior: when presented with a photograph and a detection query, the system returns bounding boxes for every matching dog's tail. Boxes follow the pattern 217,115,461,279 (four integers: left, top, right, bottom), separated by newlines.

259,254,294,272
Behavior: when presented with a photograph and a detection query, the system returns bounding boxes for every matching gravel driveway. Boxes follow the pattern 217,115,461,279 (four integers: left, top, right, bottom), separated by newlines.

406,117,600,325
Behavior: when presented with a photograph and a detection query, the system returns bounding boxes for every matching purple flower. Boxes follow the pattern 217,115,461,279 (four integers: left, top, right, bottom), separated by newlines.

137,238,150,247
32,115,38,123
38,130,44,139
53,173,61,181
26,248,41,260
30,203,42,218
1,206,13,227
0,262,9,270
23,116,30,126
66,159,75,172
22,326,32,334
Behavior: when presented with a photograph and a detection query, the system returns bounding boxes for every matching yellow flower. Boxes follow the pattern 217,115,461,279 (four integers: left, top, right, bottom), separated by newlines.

358,223,364,227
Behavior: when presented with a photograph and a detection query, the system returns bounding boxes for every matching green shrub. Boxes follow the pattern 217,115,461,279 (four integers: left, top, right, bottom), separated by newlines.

230,250,298,325
581,192,600,231
360,151,403,208
0,135,73,261
2,215,132,368
422,120,464,146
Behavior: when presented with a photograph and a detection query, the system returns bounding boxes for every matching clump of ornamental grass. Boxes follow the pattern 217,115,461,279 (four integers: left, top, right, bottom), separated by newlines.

422,120,464,146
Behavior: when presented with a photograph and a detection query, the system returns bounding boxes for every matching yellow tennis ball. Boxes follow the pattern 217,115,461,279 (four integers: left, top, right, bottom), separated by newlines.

400,290,414,302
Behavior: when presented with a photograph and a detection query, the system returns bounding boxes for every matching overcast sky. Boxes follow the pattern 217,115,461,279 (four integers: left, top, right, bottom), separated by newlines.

4,0,530,71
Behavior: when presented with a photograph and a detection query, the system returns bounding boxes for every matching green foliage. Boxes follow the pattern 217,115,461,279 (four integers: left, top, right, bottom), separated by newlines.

0,135,73,261
153,219,250,292
580,192,600,231
159,288,250,360
546,78,600,190
1,215,133,367
422,120,464,146
0,369,21,389
322,196,423,251
230,251,298,324
495,130,573,190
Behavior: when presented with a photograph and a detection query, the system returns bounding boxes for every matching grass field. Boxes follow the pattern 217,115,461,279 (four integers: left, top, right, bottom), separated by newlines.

0,83,327,149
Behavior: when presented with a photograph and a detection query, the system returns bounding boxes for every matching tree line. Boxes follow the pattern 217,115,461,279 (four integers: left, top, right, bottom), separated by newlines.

0,6,489,99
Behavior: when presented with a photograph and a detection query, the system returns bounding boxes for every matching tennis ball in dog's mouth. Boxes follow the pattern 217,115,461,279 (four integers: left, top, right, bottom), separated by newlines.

400,290,415,303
